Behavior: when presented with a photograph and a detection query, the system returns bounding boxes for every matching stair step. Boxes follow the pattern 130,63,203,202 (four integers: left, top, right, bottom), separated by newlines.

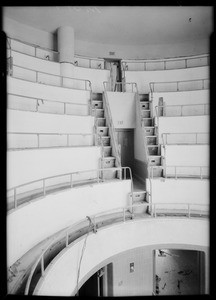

92,100,103,109
97,126,109,136
148,145,160,155
145,127,155,135
95,109,104,118
139,94,149,101
100,136,110,146
103,146,112,157
149,166,163,178
141,110,151,118
101,156,116,168
146,136,157,145
96,118,106,126
92,93,103,100
140,102,150,110
142,118,153,126
149,155,161,166
133,191,147,202
99,169,117,180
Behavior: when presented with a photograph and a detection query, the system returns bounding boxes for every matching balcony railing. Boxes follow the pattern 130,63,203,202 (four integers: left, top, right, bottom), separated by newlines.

7,92,92,116
155,103,210,120
24,201,209,295
8,63,92,91
161,132,209,145
7,132,96,150
7,167,133,211
122,53,209,71
103,81,138,93
149,78,209,96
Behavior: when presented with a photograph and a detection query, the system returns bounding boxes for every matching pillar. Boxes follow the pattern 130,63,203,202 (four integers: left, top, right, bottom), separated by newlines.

57,26,75,78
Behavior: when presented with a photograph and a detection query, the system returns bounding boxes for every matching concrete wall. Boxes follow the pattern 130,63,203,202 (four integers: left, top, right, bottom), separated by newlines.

106,92,136,128
33,218,209,296
7,146,101,189
125,66,209,93
7,180,132,266
146,178,209,208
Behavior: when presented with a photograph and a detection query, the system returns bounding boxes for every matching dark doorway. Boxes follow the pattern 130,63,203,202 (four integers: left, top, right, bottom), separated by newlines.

104,59,122,91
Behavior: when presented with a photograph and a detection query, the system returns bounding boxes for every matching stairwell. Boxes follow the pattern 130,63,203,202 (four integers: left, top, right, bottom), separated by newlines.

139,93,163,178
92,92,117,180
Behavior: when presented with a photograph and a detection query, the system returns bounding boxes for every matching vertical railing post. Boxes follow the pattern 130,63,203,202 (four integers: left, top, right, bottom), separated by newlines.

66,231,69,247
43,179,46,196
37,134,40,148
123,207,125,222
200,167,203,180
195,133,198,144
180,105,183,116
14,188,17,209
164,61,166,70
185,59,187,68
36,99,39,112
188,204,191,218
70,173,73,188
177,81,179,91
41,255,45,277
64,103,66,115
175,167,177,179
36,71,38,83
67,134,69,147
97,169,100,183
202,79,204,90
154,204,156,217
151,167,154,179
144,62,146,71
35,46,37,57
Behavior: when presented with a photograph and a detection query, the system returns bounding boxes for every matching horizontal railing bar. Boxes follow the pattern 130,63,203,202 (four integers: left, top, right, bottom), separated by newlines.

7,167,131,192
7,36,59,54
7,92,89,107
12,63,92,85
156,103,209,108
8,132,94,136
24,200,209,295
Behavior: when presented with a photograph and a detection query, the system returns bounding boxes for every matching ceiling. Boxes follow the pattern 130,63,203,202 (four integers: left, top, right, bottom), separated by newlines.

3,6,213,46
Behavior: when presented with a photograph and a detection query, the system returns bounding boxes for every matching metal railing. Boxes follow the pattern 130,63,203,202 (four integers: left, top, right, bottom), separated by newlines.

24,201,209,295
102,91,122,167
9,63,92,91
7,132,96,150
7,92,92,116
103,81,138,93
155,103,209,120
74,54,105,70
148,165,209,180
122,53,209,71
149,78,209,95
7,167,132,211
161,132,209,145
7,36,59,61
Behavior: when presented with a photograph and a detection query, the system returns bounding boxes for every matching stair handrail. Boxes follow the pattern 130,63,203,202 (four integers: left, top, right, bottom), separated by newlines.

23,200,209,295
9,63,92,91
164,165,209,180
102,90,121,167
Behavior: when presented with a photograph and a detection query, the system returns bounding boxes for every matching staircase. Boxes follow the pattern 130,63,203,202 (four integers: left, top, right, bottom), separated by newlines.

139,94,163,178
92,93,117,179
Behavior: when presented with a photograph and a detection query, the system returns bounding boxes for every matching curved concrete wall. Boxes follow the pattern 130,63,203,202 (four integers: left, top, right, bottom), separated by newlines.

34,218,209,296
7,180,132,266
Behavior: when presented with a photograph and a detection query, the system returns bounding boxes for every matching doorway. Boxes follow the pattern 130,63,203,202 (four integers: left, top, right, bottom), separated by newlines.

104,59,122,91
116,129,134,175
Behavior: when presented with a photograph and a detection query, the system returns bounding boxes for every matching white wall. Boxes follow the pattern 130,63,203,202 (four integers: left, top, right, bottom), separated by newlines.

74,66,110,92
34,218,209,296
7,180,132,266
106,92,136,128
162,145,209,167
152,90,209,118
7,146,101,189
7,110,94,134
146,178,209,208
125,66,209,93
158,116,209,144
7,77,91,105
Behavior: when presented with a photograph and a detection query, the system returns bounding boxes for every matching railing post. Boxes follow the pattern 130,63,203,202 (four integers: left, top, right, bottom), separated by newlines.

37,134,40,148
14,188,17,209
36,71,38,83
97,169,100,183
67,134,69,147
123,207,126,222
70,173,73,188
151,167,154,179
64,103,66,115
177,81,179,91
35,47,37,57
164,61,166,70
195,133,198,144
200,167,203,180
180,105,183,116
154,204,156,217
66,231,69,247
36,99,39,112
202,79,204,90
41,255,45,277
188,204,191,218
175,167,177,179
185,59,187,68
43,179,46,196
